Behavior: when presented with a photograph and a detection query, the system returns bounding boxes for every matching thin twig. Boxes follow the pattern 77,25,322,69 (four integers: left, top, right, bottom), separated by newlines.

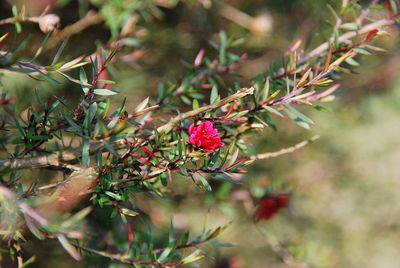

0,87,254,171
299,16,398,64
157,87,254,132
357,0,380,26
0,142,103,171
0,16,39,26
73,243,180,267
47,11,102,49
251,135,320,160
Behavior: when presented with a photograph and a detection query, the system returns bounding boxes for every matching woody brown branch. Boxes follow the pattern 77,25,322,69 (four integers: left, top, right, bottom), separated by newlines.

251,135,320,160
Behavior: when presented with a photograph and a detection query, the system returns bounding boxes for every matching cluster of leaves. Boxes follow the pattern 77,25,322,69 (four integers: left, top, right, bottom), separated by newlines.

0,0,399,267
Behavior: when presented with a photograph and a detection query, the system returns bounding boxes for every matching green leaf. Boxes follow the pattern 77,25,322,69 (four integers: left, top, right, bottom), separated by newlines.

57,235,81,261
157,221,176,263
206,223,230,240
157,82,165,102
20,256,36,268
390,0,398,14
334,29,339,49
83,102,97,130
192,99,199,110
58,71,91,87
180,230,190,246
91,55,98,77
230,37,245,47
134,97,149,112
61,207,92,228
32,33,51,60
117,97,126,115
340,23,359,31
180,249,204,265
181,95,191,105
81,136,90,166
79,67,89,94
12,37,30,60
210,86,218,104
120,207,139,217
261,112,277,131
197,173,212,191
219,30,228,47
93,88,118,96
104,141,119,157
345,57,360,66
160,172,168,186
39,73,60,84
177,137,183,157
65,116,82,133
12,5,18,17
52,38,68,65
122,37,140,47
219,31,228,65
262,78,270,101
105,191,122,201
353,47,371,55
225,149,239,169
24,217,45,240
48,100,61,114
97,79,116,85
79,67,88,84
208,149,220,168
263,105,283,117
284,105,314,130
46,61,66,71
220,141,235,167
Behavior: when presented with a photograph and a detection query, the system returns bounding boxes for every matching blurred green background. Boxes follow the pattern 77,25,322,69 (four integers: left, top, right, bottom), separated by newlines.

1,0,400,267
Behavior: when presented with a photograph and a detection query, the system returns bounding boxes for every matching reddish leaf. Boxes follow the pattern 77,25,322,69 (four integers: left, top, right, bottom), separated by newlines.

128,224,134,248
141,146,156,158
193,48,205,67
364,29,379,42
385,0,393,18
96,53,111,89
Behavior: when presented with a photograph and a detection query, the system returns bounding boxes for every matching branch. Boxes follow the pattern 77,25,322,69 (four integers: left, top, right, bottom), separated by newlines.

73,244,180,267
0,87,254,171
0,143,103,171
250,135,320,160
157,87,254,132
0,16,39,26
299,16,398,65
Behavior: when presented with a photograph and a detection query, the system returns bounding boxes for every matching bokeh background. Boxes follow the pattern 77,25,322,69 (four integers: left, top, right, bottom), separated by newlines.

1,0,400,267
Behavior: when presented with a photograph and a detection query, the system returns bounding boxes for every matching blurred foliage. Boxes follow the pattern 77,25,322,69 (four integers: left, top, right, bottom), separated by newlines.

0,0,399,267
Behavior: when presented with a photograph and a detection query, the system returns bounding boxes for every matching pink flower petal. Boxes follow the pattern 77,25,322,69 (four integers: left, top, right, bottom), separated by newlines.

187,121,223,153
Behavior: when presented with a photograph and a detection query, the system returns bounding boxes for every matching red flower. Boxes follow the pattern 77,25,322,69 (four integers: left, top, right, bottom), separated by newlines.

188,121,224,153
255,194,289,221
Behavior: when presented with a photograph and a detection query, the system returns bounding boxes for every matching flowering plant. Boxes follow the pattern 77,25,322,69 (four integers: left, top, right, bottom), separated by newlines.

0,0,399,267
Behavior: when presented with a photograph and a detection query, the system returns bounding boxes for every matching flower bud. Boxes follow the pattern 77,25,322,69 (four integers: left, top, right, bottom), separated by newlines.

38,14,60,33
